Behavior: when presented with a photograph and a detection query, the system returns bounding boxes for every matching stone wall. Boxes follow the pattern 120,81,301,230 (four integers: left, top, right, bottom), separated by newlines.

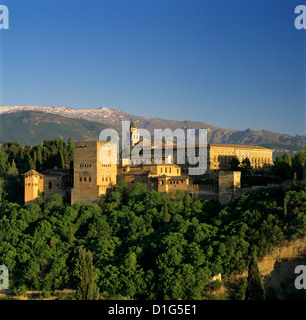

218,171,241,205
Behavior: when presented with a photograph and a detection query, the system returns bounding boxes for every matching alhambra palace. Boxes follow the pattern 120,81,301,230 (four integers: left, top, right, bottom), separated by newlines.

24,121,273,206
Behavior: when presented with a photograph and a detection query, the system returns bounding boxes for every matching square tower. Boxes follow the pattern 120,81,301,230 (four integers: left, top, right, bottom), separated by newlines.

24,170,44,203
218,171,241,205
71,141,117,205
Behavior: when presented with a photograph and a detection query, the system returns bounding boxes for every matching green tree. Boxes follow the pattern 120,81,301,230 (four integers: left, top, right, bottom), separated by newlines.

229,157,240,171
292,148,305,179
283,154,292,167
273,156,290,180
0,147,8,173
24,153,34,171
241,157,252,176
33,151,37,170
7,159,18,176
35,146,43,171
245,253,265,300
68,138,74,160
19,148,24,160
68,226,75,244
75,247,99,300
283,197,287,218
163,201,170,223
0,177,7,201
292,172,298,187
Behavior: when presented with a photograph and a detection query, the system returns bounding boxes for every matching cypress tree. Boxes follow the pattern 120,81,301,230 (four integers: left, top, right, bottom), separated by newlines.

60,151,65,169
68,226,74,244
293,172,298,187
33,151,37,170
163,201,170,223
7,159,18,176
0,147,7,173
283,197,288,218
36,147,43,171
245,252,265,300
24,153,34,171
76,247,99,300
19,148,24,160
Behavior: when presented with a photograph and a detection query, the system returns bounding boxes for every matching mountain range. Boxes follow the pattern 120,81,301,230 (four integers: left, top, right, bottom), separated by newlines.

0,105,305,151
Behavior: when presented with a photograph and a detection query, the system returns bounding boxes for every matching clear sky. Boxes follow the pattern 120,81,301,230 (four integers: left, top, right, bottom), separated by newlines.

0,0,305,136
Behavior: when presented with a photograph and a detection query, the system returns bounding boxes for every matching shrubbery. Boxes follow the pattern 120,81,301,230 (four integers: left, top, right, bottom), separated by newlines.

0,184,305,299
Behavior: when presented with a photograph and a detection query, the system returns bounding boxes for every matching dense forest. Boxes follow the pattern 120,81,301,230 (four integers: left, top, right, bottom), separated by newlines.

0,183,305,299
0,139,74,175
0,139,305,299
0,139,74,203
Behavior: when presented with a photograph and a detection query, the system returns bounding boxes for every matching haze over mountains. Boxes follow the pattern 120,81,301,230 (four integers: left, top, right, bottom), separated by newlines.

0,105,305,150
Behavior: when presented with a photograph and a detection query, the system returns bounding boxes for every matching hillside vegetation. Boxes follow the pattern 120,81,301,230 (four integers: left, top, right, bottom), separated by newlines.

0,184,304,299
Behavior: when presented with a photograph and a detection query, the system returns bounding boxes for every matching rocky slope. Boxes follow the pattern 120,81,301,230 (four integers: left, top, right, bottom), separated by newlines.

0,105,305,148
229,236,306,299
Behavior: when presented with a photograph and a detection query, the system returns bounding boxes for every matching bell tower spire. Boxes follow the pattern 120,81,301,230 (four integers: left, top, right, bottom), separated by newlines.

130,119,140,147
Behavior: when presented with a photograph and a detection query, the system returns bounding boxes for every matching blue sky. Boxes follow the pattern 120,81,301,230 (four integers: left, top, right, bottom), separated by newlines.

0,0,305,136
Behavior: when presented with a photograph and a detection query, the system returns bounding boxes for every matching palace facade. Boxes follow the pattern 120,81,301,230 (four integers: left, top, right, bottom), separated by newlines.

24,122,273,205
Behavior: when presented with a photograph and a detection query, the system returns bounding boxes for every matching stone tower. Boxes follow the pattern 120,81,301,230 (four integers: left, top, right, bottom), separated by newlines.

218,171,241,205
130,119,140,147
71,141,117,205
24,170,44,203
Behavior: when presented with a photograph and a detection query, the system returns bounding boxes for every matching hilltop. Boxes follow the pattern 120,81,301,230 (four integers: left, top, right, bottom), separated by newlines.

0,105,305,149
0,110,111,146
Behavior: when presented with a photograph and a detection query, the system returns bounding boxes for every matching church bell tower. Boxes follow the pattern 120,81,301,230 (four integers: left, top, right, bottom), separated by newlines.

130,119,140,147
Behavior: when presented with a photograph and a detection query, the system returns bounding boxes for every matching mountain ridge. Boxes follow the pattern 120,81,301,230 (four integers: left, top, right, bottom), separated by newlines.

0,105,305,148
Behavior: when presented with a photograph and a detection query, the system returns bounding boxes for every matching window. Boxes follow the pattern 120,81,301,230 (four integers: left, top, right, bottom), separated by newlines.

177,169,179,174
160,168,163,173
89,177,91,182
165,167,167,173
84,177,87,182
169,167,171,173
102,177,104,181
80,178,82,182
48,181,52,189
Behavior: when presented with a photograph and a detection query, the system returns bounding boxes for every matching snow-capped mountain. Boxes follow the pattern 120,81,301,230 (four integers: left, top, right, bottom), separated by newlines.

0,105,305,149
